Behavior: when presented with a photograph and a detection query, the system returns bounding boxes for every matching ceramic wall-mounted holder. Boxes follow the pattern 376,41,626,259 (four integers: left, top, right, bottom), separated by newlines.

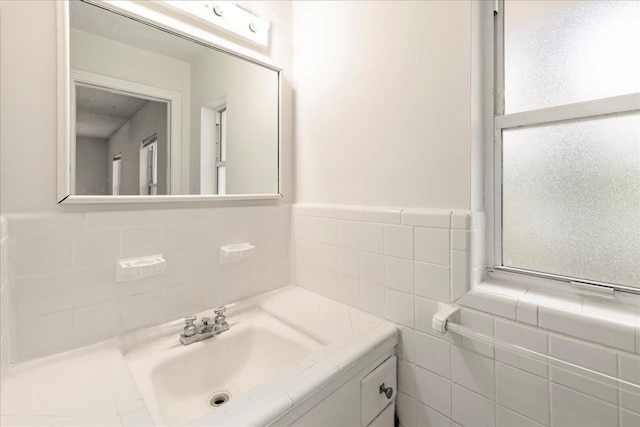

117,254,166,282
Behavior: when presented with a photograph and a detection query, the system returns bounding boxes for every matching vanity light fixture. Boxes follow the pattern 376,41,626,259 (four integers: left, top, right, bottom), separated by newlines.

162,1,270,47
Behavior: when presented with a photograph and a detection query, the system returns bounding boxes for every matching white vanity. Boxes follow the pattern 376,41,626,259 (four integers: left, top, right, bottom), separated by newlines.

1,287,398,426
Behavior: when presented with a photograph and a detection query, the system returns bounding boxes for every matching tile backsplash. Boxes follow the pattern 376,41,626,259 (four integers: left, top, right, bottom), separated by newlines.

4,206,291,362
290,203,640,427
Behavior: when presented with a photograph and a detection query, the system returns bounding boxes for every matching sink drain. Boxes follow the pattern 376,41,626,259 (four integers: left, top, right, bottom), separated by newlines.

208,392,230,407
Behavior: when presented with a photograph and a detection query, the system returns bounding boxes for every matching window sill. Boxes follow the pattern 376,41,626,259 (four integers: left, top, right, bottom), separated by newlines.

458,275,640,354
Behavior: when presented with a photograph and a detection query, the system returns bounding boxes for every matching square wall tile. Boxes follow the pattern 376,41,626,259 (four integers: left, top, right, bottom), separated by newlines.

396,393,417,427
453,310,494,358
384,225,414,259
619,353,640,413
74,229,120,269
496,405,544,427
223,264,249,303
221,219,249,245
189,222,221,252
550,384,618,427
414,227,449,266
495,363,549,425
359,281,385,315
399,360,417,398
358,222,384,254
14,272,73,319
193,277,223,312
549,335,617,375
415,262,450,303
336,275,359,307
416,332,451,378
161,253,196,289
121,291,163,332
415,367,452,417
549,335,618,404
360,253,384,285
17,310,73,361
384,256,414,294
451,384,495,427
336,221,359,249
161,224,192,255
621,409,640,427
385,288,414,328
416,401,452,427
335,248,360,279
495,319,548,378
13,232,73,276
72,300,120,345
317,243,337,272
451,345,495,399
316,218,337,245
162,282,196,320
120,226,162,259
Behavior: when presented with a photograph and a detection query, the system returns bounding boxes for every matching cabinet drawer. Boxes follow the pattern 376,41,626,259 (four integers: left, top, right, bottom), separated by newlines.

361,356,396,426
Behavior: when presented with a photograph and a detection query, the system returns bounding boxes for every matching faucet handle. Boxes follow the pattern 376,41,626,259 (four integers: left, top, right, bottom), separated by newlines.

182,315,197,338
214,303,236,315
201,317,210,326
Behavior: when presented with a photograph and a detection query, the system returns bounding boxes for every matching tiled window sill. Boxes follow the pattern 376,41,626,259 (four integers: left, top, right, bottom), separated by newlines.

458,278,640,354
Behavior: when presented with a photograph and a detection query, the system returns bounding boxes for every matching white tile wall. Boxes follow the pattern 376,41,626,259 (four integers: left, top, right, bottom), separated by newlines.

291,203,640,427
5,206,291,362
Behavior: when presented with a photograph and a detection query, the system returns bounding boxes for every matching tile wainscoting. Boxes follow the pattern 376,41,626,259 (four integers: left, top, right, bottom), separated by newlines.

291,203,640,427
2,205,291,363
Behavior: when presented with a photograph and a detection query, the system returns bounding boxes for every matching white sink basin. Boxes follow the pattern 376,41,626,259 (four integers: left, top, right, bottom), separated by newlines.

124,308,323,426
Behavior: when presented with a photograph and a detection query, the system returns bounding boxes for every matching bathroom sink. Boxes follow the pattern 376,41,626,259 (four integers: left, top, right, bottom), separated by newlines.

124,308,323,426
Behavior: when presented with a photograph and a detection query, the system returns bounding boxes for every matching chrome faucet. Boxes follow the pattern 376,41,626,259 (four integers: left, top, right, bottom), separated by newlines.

179,305,233,345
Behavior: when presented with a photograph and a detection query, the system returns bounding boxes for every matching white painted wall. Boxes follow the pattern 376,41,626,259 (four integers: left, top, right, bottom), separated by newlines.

189,51,279,195
0,217,12,380
293,1,471,210
108,101,168,195
76,137,109,195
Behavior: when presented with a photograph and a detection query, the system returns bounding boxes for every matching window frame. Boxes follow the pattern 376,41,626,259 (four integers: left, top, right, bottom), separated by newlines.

215,107,227,195
491,0,640,295
112,154,122,196
141,135,158,196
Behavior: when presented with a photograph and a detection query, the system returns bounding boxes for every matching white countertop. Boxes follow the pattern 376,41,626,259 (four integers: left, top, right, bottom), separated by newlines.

0,286,398,426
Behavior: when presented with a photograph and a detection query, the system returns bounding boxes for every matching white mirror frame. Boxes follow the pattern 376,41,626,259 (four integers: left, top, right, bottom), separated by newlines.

56,0,283,204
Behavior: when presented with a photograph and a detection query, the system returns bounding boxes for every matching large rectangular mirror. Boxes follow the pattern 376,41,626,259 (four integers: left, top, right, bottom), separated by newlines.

59,0,280,203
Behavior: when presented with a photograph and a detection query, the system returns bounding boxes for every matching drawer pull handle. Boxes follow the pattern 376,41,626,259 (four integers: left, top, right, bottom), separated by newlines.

379,383,393,399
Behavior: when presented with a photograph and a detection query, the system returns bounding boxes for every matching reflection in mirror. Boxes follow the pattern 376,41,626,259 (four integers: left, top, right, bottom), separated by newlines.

75,84,169,195
68,1,280,198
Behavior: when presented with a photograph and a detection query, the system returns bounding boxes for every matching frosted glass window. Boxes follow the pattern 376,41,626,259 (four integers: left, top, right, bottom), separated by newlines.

505,1,640,113
502,113,640,287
